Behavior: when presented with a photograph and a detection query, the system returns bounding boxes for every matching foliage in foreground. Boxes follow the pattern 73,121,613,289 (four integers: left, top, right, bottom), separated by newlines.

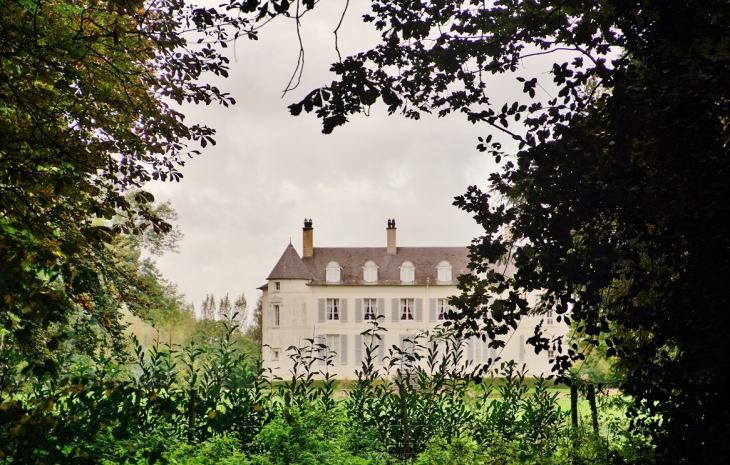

0,321,651,464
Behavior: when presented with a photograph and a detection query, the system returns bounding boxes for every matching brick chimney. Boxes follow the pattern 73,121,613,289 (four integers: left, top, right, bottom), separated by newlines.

303,218,313,258
387,218,397,255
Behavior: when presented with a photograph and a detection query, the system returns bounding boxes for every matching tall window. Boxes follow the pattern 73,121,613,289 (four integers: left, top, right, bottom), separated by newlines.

400,261,415,284
363,260,378,283
437,260,453,283
274,282,281,291
438,298,449,320
547,310,554,325
401,299,414,320
326,261,341,283
271,348,280,361
364,298,377,320
327,298,340,320
273,304,280,326
475,338,491,364
326,334,340,364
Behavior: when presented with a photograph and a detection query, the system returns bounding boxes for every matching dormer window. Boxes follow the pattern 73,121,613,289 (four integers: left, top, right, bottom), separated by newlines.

400,261,415,284
363,260,378,283
326,261,341,283
437,260,453,284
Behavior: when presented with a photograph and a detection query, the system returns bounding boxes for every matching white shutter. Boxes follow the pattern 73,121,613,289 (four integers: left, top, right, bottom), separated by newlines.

340,334,348,365
318,299,325,323
355,334,363,365
466,338,474,363
341,298,348,323
415,299,423,322
378,298,385,319
355,299,363,323
378,335,385,364
429,298,437,322
519,335,525,361
392,298,399,322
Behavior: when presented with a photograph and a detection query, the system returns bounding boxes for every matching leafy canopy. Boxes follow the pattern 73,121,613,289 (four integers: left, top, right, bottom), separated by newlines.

0,0,257,363
291,0,730,462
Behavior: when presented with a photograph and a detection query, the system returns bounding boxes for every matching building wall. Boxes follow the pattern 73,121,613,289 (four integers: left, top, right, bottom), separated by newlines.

262,279,568,379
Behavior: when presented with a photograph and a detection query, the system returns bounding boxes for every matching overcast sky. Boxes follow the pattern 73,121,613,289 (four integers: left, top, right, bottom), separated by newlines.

147,1,553,315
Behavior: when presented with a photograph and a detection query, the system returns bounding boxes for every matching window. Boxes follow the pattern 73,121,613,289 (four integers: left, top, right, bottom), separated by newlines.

436,260,453,284
401,299,414,320
363,260,378,283
326,334,340,364
326,261,341,283
437,298,449,320
273,304,280,327
271,348,280,361
327,298,340,320
400,261,415,284
548,348,555,358
364,298,377,320
274,282,281,291
547,310,554,325
475,338,490,364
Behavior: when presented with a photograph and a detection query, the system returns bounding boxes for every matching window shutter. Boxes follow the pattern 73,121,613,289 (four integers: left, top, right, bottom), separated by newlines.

519,335,525,361
318,299,325,323
341,299,348,323
340,334,348,365
355,299,363,323
415,299,423,322
429,299,437,322
355,334,363,365
378,298,385,318
392,298,399,322
466,338,474,363
378,335,385,364
317,335,325,365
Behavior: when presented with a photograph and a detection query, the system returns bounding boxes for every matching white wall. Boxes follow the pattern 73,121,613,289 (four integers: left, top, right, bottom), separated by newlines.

262,280,568,379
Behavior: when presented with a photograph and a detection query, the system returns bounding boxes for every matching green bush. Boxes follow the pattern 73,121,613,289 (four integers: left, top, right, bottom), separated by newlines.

163,436,249,465
249,403,382,465
415,436,487,465
0,319,652,464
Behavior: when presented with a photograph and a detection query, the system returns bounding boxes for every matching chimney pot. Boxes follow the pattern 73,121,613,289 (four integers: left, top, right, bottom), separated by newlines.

303,218,313,257
387,218,396,255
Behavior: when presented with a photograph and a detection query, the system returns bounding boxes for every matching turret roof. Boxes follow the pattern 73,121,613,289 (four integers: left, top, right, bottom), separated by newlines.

266,243,314,280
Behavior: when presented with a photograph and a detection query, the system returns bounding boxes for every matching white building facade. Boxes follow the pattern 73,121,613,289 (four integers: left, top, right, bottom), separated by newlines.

260,219,567,379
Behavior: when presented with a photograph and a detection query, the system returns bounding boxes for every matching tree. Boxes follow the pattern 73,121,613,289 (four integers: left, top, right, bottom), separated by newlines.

0,0,226,365
0,0,313,367
201,294,217,321
219,293,232,319
292,0,730,462
245,296,262,357
233,293,248,330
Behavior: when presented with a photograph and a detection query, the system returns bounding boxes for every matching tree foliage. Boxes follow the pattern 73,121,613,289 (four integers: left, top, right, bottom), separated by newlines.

292,0,730,462
0,0,284,366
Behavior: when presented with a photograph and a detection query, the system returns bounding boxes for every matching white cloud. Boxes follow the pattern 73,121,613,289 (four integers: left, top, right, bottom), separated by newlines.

147,2,526,310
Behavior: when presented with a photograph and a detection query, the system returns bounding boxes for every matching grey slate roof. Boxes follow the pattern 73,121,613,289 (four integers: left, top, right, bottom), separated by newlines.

267,243,315,280
267,245,471,285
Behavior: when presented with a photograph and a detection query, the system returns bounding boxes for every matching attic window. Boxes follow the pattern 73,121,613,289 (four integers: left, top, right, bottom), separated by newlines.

400,261,415,284
363,260,378,283
326,261,341,283
437,260,453,284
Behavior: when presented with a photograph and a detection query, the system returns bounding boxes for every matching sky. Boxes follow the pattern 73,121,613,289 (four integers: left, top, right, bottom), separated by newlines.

146,1,552,316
